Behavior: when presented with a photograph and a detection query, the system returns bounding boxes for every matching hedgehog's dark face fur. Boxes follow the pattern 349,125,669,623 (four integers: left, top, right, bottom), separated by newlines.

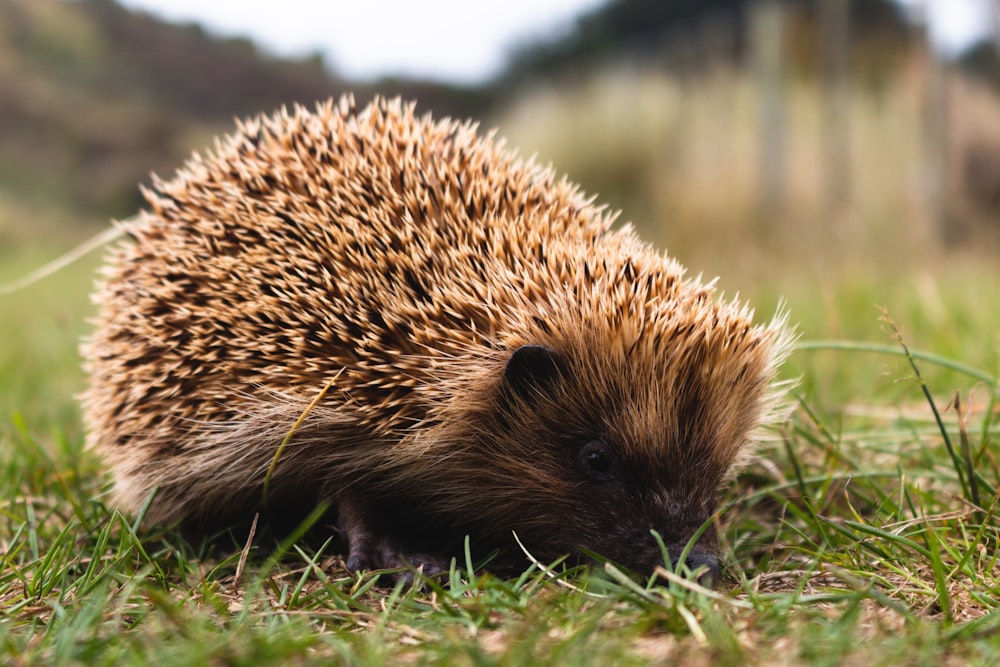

396,279,789,579
82,96,793,584
463,345,729,576
493,345,730,575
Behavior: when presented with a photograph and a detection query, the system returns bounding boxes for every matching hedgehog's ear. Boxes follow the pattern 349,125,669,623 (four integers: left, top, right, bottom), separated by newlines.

503,345,561,399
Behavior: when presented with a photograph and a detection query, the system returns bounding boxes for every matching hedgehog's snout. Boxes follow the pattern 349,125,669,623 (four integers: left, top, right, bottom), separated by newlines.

638,531,721,585
670,549,720,587
595,532,721,586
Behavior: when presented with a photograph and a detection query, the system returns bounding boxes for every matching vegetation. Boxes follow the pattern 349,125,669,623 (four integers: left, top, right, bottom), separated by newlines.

2,215,998,664
503,0,910,83
0,0,484,223
2,0,1000,664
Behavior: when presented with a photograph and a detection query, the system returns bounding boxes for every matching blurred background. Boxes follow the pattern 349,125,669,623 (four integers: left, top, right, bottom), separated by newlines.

1,0,998,399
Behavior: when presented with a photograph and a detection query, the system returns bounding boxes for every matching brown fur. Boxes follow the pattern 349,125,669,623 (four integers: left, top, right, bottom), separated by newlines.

82,96,793,578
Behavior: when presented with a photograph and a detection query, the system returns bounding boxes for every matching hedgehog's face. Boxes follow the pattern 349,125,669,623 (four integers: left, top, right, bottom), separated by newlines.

560,434,722,581
483,342,773,581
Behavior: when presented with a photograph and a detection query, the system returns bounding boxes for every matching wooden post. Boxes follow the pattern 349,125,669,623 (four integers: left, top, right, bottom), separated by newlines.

991,0,1000,58
821,0,850,219
750,0,787,223
919,3,949,242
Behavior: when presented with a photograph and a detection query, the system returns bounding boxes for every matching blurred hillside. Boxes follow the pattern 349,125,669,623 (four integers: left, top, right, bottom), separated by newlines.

2,0,1000,267
0,0,485,240
0,0,328,222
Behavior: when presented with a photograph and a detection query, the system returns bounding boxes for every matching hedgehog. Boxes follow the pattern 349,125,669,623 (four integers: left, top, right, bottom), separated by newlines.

81,95,793,582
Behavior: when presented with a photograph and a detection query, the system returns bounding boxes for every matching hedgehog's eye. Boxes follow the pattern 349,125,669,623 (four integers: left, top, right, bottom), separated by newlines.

578,439,621,483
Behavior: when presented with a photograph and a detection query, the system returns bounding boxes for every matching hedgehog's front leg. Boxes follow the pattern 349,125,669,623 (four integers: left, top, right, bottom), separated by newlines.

336,491,448,582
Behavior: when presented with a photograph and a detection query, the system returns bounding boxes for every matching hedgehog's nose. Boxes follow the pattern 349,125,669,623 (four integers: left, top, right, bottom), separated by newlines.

677,552,720,587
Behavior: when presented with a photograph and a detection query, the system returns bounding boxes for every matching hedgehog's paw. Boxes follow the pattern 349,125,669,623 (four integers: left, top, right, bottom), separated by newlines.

336,492,448,585
345,537,448,582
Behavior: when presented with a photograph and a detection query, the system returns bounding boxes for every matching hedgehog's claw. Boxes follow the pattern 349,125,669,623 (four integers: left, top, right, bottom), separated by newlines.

337,492,448,584
344,535,446,575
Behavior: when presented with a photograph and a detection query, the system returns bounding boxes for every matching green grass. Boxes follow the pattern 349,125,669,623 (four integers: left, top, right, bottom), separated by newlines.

1,237,998,665
3,61,1000,662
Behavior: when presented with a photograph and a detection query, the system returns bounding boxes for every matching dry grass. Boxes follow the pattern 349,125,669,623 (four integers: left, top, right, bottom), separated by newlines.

493,60,1000,280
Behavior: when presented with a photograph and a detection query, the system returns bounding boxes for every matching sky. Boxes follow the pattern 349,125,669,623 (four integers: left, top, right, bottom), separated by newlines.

116,0,605,84
899,0,993,54
116,0,994,85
